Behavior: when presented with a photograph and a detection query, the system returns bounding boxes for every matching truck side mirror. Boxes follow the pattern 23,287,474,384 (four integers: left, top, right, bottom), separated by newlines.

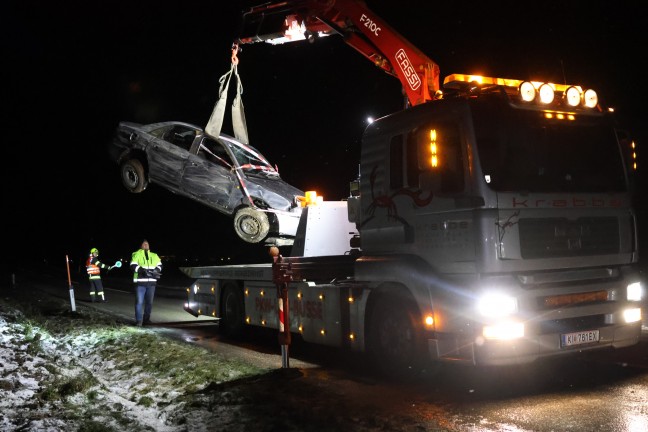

347,196,360,223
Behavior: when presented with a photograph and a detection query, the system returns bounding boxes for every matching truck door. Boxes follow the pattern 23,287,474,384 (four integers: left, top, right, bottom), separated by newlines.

180,135,238,212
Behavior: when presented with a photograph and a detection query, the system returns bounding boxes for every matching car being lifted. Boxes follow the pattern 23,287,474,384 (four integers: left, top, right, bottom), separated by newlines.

109,120,305,245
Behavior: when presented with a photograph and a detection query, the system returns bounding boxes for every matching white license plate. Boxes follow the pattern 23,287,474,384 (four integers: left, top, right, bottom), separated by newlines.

561,329,600,347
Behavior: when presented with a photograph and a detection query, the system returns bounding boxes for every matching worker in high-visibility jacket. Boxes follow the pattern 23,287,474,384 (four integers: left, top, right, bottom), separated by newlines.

130,239,162,326
86,247,109,302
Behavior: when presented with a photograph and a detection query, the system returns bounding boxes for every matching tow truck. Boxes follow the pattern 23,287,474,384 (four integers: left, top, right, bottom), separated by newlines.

182,0,643,375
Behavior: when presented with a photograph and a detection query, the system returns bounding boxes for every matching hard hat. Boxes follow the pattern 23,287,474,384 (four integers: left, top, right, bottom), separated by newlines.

90,248,99,255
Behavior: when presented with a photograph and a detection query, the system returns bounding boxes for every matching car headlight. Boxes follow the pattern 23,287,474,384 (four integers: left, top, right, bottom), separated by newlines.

627,282,643,301
477,292,518,318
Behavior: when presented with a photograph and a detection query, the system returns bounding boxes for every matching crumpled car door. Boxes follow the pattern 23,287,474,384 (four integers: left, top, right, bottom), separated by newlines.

180,152,239,214
147,136,189,189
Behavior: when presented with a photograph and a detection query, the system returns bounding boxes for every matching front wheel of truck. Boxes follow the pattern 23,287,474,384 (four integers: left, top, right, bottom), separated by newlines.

367,296,426,380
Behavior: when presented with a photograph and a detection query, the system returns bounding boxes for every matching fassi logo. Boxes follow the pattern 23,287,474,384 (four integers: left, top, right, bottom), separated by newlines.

395,49,421,91
511,197,624,208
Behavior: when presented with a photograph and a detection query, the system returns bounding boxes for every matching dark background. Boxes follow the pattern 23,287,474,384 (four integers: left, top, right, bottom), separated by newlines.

3,0,647,274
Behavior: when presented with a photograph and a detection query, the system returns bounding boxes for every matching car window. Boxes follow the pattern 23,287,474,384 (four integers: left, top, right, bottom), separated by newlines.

163,126,198,151
199,137,233,169
226,141,272,169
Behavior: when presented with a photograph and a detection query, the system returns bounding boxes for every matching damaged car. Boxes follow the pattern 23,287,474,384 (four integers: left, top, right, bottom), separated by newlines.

109,120,305,245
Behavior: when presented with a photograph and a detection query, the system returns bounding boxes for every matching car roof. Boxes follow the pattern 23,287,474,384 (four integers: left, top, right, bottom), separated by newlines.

143,120,204,133
138,120,272,161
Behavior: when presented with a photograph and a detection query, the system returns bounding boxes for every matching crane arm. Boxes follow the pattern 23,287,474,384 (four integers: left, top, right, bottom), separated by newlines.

237,0,440,106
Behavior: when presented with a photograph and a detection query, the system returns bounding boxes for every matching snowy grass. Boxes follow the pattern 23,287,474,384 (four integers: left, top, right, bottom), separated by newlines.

0,290,269,432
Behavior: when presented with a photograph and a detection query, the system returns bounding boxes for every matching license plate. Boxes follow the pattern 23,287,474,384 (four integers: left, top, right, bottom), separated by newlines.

561,330,600,347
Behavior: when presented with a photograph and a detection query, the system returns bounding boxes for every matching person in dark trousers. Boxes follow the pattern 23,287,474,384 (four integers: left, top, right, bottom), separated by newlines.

86,247,109,302
130,239,162,326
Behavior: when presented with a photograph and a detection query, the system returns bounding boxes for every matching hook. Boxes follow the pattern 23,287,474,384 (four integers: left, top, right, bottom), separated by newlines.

231,43,240,65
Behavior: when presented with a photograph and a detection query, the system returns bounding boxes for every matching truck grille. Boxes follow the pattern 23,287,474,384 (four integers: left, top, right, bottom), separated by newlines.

519,217,619,259
538,314,607,334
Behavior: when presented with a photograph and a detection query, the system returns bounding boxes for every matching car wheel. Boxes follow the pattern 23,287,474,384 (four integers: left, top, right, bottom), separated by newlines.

233,207,270,243
367,296,426,380
120,158,148,193
220,282,246,338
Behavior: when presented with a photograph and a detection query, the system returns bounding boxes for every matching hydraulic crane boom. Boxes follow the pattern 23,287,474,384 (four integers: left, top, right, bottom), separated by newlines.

237,0,440,106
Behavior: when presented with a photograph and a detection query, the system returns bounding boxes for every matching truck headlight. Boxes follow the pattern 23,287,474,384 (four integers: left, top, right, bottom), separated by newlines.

477,292,518,318
623,308,642,324
627,282,643,301
483,321,525,340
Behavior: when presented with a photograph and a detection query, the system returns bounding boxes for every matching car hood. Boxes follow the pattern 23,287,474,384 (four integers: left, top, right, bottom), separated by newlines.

243,174,305,211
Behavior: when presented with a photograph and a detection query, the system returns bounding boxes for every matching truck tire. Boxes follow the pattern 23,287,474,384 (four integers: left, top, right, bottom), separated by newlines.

120,158,148,193
220,282,246,338
233,207,270,244
367,296,425,379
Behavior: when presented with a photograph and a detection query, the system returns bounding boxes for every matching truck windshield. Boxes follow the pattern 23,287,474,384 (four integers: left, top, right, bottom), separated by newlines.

471,99,627,193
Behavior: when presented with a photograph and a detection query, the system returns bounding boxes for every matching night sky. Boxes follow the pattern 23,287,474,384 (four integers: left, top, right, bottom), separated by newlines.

4,0,648,273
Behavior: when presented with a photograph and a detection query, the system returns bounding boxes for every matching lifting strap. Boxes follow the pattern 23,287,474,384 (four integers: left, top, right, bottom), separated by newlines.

205,44,249,144
205,44,256,209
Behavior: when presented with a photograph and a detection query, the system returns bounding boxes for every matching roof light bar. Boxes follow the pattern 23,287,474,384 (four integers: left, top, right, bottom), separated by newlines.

443,74,598,109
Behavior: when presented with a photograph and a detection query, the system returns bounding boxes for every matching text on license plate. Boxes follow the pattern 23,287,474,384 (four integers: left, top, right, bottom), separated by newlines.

561,330,600,347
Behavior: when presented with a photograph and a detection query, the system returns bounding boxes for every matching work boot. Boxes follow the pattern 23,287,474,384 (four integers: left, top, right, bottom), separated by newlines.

136,321,143,327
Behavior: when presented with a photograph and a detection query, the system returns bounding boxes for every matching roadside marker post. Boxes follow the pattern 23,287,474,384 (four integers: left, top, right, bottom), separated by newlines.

65,255,76,312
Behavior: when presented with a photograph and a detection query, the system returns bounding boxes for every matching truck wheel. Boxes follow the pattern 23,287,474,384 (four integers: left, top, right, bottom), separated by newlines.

367,297,425,379
120,158,148,193
220,282,246,338
233,207,270,243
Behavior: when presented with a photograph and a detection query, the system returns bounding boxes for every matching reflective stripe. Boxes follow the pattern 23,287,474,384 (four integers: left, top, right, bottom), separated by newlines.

87,265,100,275
133,277,158,283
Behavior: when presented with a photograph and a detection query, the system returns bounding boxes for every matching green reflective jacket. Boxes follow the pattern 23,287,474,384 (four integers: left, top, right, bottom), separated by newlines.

130,249,162,283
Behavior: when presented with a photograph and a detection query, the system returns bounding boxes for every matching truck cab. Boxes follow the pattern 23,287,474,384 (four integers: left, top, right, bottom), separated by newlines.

349,74,642,365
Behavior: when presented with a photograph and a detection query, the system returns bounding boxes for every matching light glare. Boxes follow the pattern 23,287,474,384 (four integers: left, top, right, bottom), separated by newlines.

477,292,518,318
483,322,524,340
627,282,643,301
623,308,642,323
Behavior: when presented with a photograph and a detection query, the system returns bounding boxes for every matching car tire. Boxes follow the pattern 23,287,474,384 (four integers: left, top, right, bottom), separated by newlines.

233,207,270,243
120,158,148,193
220,282,246,339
